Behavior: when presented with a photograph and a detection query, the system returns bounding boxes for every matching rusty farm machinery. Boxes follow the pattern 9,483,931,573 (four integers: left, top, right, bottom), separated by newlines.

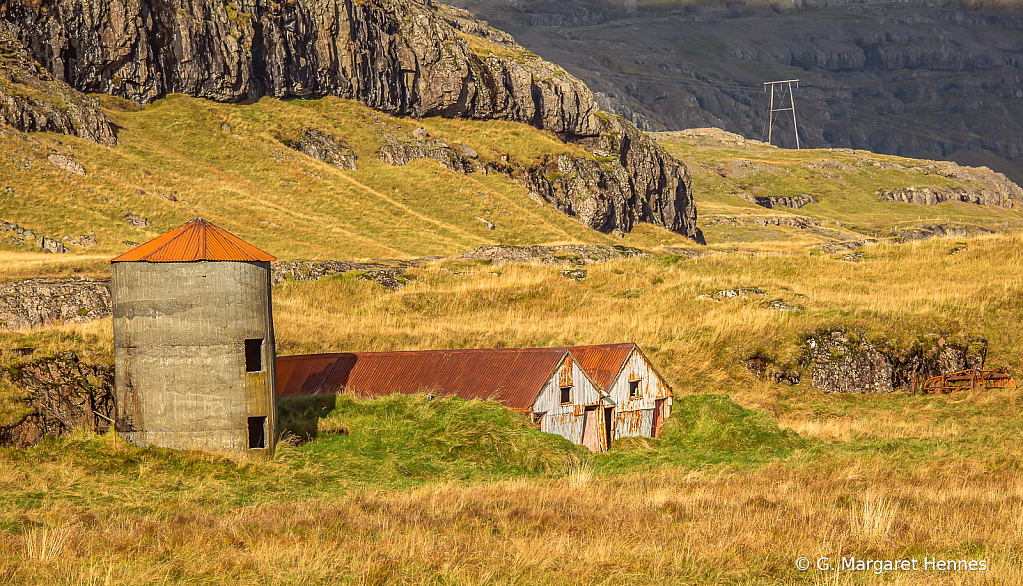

911,368,1017,395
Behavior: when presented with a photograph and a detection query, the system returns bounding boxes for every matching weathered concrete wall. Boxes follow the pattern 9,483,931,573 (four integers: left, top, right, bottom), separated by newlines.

111,260,277,460
605,349,673,439
533,354,607,451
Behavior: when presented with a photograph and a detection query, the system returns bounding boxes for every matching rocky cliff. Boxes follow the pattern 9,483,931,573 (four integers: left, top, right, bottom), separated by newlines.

446,0,1023,186
0,23,114,145
0,0,699,239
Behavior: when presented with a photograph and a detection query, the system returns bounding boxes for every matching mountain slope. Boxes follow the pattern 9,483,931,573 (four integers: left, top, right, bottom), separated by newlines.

445,0,1023,185
2,97,1018,270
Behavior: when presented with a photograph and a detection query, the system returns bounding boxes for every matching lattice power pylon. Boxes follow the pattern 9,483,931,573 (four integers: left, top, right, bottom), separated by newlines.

763,79,801,149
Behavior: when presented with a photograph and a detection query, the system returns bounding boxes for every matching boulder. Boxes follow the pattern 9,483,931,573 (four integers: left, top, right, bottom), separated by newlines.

289,130,358,170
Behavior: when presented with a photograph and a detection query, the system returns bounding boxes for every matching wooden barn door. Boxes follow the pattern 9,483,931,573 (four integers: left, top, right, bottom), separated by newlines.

581,406,601,452
652,399,667,437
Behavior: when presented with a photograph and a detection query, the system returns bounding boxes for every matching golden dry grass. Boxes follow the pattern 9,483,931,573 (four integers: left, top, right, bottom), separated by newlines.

3,198,1023,583
0,252,109,280
271,232,1023,399
1,453,1021,585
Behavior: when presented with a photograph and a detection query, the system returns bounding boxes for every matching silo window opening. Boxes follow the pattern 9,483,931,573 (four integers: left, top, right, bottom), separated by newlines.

629,380,642,399
560,385,573,405
245,339,263,372
248,416,267,449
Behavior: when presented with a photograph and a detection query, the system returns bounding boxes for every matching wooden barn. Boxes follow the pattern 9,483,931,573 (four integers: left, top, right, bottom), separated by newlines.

276,348,612,451
564,344,673,439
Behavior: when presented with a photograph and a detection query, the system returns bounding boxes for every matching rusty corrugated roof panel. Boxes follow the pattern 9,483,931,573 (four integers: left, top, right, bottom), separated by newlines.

275,354,345,397
560,343,637,390
276,348,574,410
110,218,275,263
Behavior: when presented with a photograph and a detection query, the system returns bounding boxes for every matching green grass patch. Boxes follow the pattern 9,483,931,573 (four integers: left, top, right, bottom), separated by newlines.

289,393,587,486
595,394,805,472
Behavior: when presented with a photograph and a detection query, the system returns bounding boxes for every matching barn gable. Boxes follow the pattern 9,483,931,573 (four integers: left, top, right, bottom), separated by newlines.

563,344,674,439
529,353,607,452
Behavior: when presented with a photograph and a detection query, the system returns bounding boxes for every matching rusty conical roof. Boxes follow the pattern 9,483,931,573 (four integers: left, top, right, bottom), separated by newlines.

110,218,275,263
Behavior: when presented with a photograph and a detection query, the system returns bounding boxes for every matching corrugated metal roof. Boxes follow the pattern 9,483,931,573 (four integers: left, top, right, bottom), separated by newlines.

561,343,637,390
274,354,343,399
110,218,276,263
276,348,576,410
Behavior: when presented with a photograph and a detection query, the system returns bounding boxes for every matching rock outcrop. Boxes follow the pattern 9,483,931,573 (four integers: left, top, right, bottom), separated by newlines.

705,215,821,229
894,223,994,242
378,127,478,174
802,328,987,393
0,352,114,447
739,193,816,210
878,186,1015,208
2,220,96,252
812,222,995,254
0,278,111,330
289,130,358,170
553,116,699,237
3,1,600,135
36,236,66,253
459,244,649,266
377,116,700,237
0,23,115,146
0,0,699,240
271,260,412,290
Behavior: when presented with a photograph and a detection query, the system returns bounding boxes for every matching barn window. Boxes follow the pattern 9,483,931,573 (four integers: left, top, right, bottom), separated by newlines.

560,385,573,405
245,339,263,372
629,380,642,399
248,416,267,449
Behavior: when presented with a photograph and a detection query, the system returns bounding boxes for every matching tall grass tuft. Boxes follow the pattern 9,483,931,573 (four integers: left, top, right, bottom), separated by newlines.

22,526,72,561
851,493,899,540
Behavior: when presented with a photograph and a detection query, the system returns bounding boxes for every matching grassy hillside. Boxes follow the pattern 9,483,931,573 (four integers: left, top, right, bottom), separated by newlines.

654,129,1023,246
3,94,1021,285
0,94,692,270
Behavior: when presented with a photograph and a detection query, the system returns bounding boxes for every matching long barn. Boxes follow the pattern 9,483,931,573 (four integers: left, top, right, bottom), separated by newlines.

276,348,612,451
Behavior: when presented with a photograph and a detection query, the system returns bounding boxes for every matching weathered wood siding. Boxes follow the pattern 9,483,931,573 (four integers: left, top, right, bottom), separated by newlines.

533,354,606,451
606,349,673,439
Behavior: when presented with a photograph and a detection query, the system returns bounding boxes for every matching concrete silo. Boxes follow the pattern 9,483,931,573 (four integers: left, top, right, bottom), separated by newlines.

110,218,278,460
